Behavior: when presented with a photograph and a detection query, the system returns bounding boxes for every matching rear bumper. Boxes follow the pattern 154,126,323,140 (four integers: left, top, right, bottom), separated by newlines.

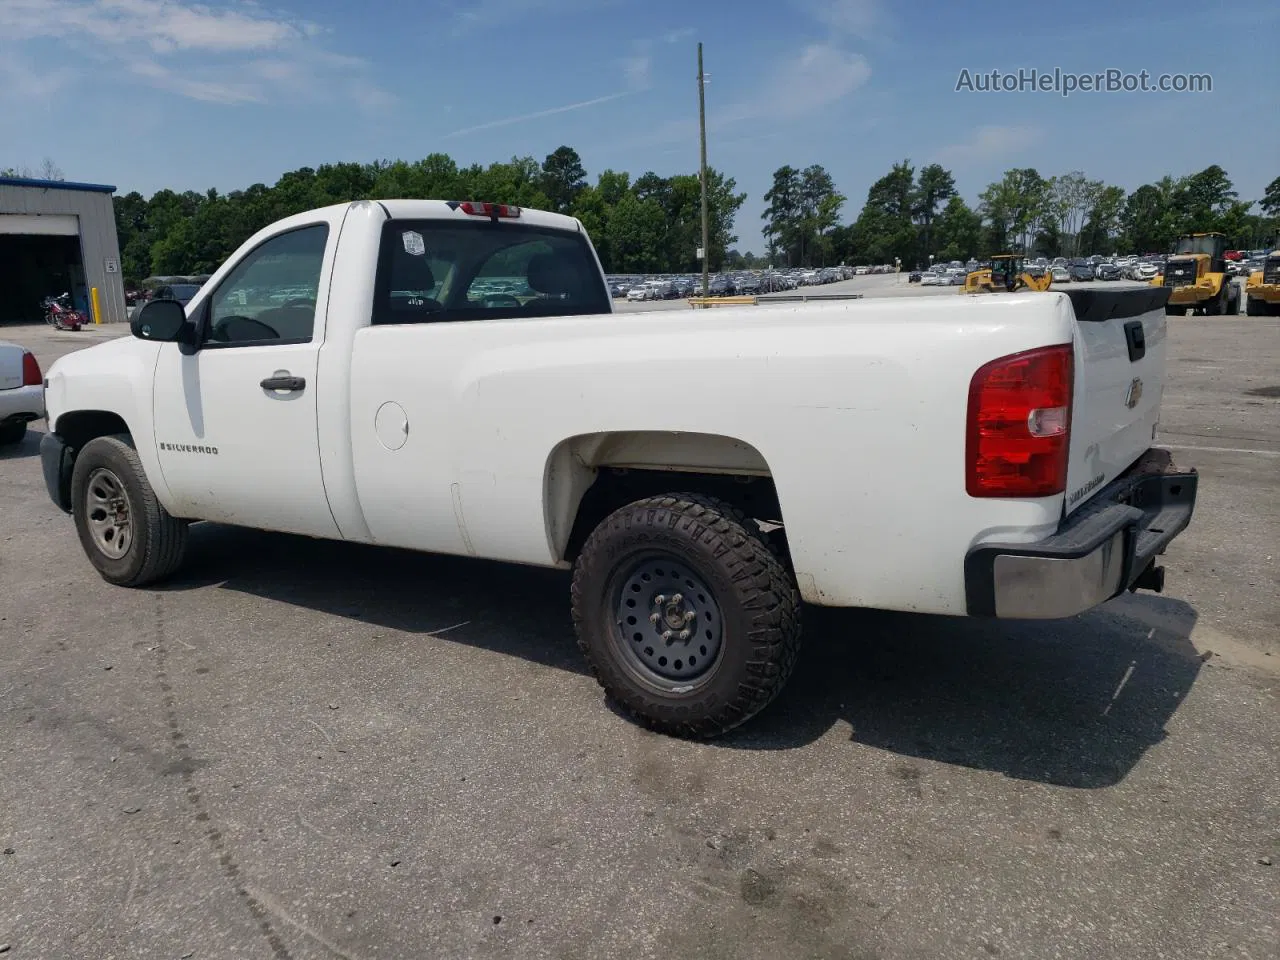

0,384,45,424
965,449,1197,619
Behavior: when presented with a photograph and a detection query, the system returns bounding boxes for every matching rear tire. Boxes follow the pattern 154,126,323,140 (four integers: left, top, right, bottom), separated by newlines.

0,421,26,446
1246,296,1264,316
571,494,801,739
71,434,188,587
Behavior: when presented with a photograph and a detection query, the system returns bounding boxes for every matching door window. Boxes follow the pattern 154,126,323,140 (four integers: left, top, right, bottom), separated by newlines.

205,225,329,345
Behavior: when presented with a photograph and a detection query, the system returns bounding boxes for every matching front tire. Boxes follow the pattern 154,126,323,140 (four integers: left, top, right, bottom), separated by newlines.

71,434,188,586
571,494,801,739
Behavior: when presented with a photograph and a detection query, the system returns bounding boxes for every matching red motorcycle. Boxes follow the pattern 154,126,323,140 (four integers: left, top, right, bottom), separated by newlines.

42,294,86,331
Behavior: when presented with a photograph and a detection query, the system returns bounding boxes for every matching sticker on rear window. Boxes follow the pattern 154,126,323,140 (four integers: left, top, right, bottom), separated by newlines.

402,230,425,256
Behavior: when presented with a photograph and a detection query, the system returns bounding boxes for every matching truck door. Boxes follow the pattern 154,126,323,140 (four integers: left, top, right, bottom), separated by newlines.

150,222,340,538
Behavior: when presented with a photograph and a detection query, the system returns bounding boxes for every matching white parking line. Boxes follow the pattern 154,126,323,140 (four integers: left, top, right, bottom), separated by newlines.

1161,442,1280,458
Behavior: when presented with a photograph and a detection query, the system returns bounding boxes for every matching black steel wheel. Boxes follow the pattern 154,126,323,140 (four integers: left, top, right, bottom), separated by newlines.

571,493,801,739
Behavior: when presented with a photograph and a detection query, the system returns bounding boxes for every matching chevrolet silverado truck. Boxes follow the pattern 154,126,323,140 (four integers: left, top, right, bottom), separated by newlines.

40,200,1198,737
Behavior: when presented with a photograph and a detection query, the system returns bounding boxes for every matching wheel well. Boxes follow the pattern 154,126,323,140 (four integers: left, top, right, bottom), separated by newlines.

54,410,131,450
561,466,786,565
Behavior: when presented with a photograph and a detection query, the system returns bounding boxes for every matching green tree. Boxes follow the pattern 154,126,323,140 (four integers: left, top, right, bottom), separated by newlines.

933,196,982,262
912,163,956,259
539,146,587,214
979,168,1047,253
1122,183,1170,253
1078,184,1126,255
1261,176,1280,217
605,193,667,272
797,164,844,266
761,166,802,266
850,161,916,265
1172,164,1238,229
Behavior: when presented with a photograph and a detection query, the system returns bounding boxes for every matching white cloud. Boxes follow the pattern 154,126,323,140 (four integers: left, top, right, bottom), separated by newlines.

800,0,881,38
935,125,1042,165
662,26,696,44
129,60,262,104
0,0,312,52
0,55,77,101
723,44,871,122
0,0,391,108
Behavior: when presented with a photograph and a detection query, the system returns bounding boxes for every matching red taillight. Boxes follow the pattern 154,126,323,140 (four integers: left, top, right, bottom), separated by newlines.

458,201,521,219
966,344,1073,498
21,351,42,387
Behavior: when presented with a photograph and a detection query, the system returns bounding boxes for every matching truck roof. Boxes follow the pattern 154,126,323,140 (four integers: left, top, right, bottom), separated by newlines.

373,199,584,233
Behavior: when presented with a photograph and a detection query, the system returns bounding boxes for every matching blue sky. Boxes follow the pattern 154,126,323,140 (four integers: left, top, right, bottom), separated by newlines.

2,0,1275,252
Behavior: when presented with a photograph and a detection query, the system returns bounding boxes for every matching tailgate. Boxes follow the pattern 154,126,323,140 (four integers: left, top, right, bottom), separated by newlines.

1062,287,1170,516
0,344,25,391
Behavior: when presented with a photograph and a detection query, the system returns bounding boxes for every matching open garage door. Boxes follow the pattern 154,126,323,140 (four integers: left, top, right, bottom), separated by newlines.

0,214,80,236
0,227,87,326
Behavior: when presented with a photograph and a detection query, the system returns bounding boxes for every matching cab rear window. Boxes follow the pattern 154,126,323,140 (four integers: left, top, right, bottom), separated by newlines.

371,220,609,325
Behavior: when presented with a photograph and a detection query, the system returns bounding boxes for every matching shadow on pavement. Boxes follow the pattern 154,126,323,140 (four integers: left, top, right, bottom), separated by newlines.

0,424,45,460
724,601,1202,788
166,523,1202,788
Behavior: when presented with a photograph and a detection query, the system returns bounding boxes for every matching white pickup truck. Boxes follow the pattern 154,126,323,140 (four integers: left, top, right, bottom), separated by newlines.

40,199,1198,737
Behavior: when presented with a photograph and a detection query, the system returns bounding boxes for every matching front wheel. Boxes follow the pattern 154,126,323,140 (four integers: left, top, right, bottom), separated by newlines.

71,434,188,586
571,494,801,739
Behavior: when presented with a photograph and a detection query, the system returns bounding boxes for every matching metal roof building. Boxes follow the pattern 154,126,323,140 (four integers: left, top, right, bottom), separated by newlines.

0,176,127,326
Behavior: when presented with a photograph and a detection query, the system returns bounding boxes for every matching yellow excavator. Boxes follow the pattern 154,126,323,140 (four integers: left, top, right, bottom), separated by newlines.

1244,250,1280,316
960,254,1053,294
1151,232,1240,316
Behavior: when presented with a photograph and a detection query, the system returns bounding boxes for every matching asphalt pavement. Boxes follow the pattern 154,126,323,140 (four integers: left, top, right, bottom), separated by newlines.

1,297,1276,960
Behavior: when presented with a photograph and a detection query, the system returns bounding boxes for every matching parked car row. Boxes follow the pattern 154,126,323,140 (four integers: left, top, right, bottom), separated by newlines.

609,265,861,300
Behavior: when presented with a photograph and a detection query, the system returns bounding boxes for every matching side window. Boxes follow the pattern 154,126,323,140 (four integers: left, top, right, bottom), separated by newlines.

206,225,329,346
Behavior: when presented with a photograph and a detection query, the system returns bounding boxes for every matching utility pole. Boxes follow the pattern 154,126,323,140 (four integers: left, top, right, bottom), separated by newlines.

697,42,710,298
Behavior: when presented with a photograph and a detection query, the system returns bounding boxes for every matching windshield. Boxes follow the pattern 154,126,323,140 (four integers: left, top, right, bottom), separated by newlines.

372,220,609,325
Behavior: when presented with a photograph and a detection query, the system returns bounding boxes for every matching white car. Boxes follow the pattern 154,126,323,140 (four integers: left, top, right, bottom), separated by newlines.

920,271,947,286
626,285,651,302
38,198,1198,738
1135,262,1160,281
1051,266,1071,283
0,341,45,445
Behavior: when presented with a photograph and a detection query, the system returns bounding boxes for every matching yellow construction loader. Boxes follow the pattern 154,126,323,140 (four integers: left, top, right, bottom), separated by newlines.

1151,232,1240,316
960,254,1053,294
1244,250,1280,316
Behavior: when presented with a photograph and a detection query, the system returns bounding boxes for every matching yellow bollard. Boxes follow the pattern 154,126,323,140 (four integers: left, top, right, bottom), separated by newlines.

90,286,102,324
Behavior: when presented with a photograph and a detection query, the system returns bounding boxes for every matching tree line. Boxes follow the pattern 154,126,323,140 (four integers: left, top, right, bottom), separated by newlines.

109,146,745,286
19,143,1266,283
758,161,1279,270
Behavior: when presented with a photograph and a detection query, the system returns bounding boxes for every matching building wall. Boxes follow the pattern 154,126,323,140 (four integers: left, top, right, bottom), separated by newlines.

0,183,127,324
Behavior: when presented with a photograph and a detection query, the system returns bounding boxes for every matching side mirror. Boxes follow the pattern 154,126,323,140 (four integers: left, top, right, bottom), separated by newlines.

131,298,188,342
